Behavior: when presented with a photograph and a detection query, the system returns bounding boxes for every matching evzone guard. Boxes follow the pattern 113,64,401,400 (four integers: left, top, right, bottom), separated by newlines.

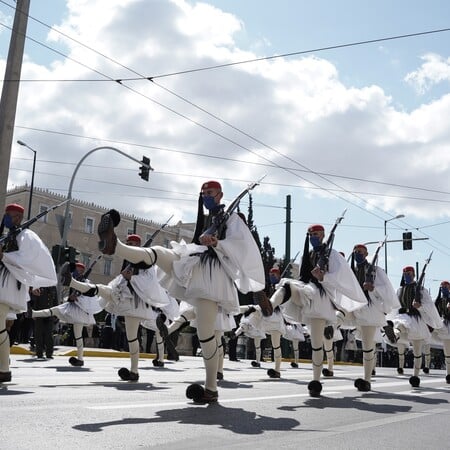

266,219,367,396
78,180,265,403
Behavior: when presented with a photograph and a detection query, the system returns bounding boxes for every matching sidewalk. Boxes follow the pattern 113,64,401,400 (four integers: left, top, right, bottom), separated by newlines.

10,343,156,359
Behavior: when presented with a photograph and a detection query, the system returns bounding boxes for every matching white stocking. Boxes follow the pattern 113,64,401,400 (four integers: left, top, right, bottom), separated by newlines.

73,323,84,360
254,337,262,362
0,303,10,372
195,298,219,393
216,331,224,374
397,343,406,370
412,339,423,377
271,331,282,372
292,339,299,364
155,329,164,362
168,308,196,335
310,318,326,381
116,241,179,276
443,340,450,375
423,343,431,368
360,326,376,381
323,336,334,372
270,286,286,308
125,316,140,374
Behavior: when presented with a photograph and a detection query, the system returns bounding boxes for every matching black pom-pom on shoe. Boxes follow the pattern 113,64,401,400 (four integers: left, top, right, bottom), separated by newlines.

409,375,420,387
354,378,371,392
308,380,322,397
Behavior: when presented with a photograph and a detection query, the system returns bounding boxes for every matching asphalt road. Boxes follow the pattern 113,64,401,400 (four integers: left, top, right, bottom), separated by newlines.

2,351,450,450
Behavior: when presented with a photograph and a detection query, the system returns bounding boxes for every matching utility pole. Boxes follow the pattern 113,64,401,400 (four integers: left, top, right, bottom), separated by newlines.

0,0,30,210
284,194,291,272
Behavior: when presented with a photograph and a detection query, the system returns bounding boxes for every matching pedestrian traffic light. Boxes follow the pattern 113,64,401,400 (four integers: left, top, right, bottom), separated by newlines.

139,156,150,181
402,232,413,250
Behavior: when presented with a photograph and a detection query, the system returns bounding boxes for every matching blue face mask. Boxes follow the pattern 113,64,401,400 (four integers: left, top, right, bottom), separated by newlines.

202,195,217,211
309,235,321,249
269,274,279,285
442,287,449,298
354,252,365,264
3,214,14,229
403,274,413,284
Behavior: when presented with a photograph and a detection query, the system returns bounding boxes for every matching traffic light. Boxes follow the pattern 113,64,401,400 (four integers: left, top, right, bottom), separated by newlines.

51,244,79,266
139,156,150,181
402,232,413,250
51,244,63,266
65,246,78,264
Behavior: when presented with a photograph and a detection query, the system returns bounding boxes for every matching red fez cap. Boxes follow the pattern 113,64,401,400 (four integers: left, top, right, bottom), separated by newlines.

5,203,24,214
270,267,280,274
126,234,141,244
403,266,415,273
75,262,85,270
308,224,324,233
353,244,367,252
201,180,222,191
440,281,450,287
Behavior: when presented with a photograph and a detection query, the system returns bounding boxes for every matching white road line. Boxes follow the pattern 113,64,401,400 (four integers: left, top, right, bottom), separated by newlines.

87,378,447,410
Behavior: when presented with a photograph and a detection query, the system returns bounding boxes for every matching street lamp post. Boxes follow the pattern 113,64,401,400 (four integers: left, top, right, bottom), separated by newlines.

384,214,405,274
17,140,37,220
60,146,153,248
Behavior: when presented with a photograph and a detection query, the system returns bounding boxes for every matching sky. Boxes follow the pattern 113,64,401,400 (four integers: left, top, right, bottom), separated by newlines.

1,0,450,294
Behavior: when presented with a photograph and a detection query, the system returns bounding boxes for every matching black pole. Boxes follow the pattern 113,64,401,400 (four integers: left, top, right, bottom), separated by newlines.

285,194,291,272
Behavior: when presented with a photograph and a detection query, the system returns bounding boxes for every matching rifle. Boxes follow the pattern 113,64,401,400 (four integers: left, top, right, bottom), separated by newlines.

202,174,266,238
280,250,300,278
82,254,103,280
316,209,347,271
0,199,69,247
364,236,387,284
415,251,433,305
143,214,174,247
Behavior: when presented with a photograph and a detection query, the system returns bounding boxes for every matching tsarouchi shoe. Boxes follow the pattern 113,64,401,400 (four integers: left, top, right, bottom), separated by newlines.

186,384,218,404
254,291,273,317
98,210,120,255
118,367,139,381
267,368,280,378
69,357,84,367
354,378,371,392
308,380,322,397
0,371,12,383
322,368,334,377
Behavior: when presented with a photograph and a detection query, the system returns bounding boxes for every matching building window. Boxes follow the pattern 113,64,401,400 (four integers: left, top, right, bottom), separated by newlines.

80,253,91,268
163,238,170,248
39,204,49,222
126,228,134,237
85,217,95,234
103,258,112,276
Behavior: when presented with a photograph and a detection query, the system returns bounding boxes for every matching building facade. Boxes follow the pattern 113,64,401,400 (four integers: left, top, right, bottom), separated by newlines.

6,185,195,286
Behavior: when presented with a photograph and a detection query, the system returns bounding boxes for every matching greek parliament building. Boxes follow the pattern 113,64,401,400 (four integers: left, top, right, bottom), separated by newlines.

6,185,195,286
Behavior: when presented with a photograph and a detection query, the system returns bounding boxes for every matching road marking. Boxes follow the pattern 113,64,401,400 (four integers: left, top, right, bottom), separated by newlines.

86,378,447,410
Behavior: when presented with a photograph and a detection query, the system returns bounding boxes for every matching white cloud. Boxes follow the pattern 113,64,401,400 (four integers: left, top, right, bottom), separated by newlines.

405,53,450,94
4,0,450,232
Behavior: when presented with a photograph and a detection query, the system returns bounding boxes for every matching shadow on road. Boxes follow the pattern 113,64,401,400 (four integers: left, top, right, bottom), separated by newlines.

73,403,301,435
